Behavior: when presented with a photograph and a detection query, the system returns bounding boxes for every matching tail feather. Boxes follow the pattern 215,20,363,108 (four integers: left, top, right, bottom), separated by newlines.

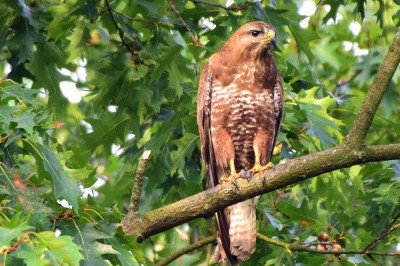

214,207,238,264
229,197,259,260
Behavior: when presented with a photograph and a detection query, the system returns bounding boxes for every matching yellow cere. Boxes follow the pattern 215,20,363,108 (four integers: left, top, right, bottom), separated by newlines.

259,31,275,43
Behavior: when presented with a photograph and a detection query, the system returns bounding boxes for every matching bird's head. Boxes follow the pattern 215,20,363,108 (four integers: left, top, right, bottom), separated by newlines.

226,21,277,59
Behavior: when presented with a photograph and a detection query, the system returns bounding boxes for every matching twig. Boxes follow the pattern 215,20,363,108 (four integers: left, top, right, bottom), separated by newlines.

128,150,152,213
167,0,201,46
256,232,400,256
104,0,135,56
90,8,107,23
155,235,216,266
345,31,400,146
366,254,381,266
110,9,159,25
191,0,249,12
334,69,362,90
363,213,400,252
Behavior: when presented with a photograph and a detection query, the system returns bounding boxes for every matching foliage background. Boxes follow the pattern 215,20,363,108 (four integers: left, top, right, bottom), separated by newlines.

0,0,399,265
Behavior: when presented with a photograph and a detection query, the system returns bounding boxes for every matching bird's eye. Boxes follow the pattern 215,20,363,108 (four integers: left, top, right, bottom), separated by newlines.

251,30,260,37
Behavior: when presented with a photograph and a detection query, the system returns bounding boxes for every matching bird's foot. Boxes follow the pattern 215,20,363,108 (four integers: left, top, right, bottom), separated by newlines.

220,171,244,183
251,162,274,178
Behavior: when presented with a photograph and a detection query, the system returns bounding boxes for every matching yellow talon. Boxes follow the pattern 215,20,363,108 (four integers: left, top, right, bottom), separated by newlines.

252,146,274,177
220,159,243,183
252,162,274,177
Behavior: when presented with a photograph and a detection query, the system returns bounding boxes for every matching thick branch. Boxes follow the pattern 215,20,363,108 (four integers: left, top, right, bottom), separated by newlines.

122,144,400,240
345,31,400,146
155,235,216,266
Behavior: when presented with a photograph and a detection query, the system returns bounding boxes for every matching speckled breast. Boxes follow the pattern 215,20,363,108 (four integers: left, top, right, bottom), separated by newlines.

211,81,275,170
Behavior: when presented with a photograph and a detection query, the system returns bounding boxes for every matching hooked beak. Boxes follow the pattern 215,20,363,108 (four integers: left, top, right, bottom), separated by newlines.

259,31,276,46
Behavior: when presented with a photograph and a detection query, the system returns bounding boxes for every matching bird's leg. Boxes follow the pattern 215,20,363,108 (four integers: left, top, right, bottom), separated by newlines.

251,147,274,178
220,159,243,182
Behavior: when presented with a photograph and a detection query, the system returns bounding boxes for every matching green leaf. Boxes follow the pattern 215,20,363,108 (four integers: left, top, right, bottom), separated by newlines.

6,17,38,63
0,105,16,129
288,25,319,62
65,167,94,183
0,212,33,248
150,45,183,82
66,24,90,62
16,242,49,266
36,231,83,265
58,222,118,265
321,0,346,24
277,198,330,228
0,84,43,107
264,208,283,231
46,0,85,41
30,43,69,117
10,110,36,134
82,114,129,154
40,147,81,212
145,111,187,158
170,133,198,176
297,87,343,147
0,166,52,215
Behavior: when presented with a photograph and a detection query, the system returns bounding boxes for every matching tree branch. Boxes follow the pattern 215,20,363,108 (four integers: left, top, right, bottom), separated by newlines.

109,9,158,25
191,0,250,12
104,0,135,56
155,235,216,266
168,0,201,46
128,150,151,213
122,144,400,241
363,213,400,252
256,233,400,256
345,31,400,146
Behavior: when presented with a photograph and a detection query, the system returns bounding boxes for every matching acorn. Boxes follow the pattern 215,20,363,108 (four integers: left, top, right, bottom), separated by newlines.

318,232,329,242
331,244,342,251
316,244,326,250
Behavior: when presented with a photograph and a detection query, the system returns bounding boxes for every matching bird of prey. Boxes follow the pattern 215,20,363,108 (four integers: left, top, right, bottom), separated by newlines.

197,21,283,264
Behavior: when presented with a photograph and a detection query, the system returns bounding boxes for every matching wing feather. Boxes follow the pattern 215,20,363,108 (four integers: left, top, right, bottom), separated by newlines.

271,73,284,158
197,62,237,265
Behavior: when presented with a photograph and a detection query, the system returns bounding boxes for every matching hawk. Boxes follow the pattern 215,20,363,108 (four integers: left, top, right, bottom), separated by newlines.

197,21,283,263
